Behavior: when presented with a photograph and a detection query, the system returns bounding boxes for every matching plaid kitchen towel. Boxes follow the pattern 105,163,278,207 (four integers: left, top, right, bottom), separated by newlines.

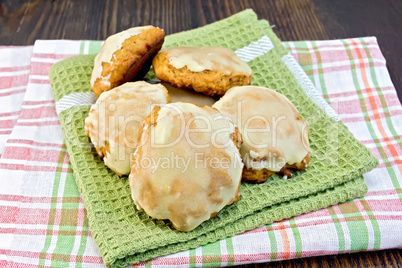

0,46,33,157
48,10,378,267
0,9,400,268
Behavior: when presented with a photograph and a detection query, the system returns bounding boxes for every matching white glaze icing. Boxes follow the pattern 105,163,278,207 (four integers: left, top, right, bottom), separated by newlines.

90,26,153,87
130,102,243,231
85,81,170,175
213,86,309,172
163,46,252,76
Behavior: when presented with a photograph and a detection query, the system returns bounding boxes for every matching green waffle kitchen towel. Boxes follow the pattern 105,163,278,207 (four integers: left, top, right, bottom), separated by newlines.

49,9,378,268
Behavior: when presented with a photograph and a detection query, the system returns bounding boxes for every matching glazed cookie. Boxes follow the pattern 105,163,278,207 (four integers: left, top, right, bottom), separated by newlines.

129,102,243,231
85,81,171,176
90,26,165,98
213,86,310,183
152,46,252,96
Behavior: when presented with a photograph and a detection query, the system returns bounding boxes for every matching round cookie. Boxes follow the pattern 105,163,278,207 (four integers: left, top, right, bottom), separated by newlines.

129,102,243,231
213,86,310,183
152,46,252,96
90,26,165,98
85,81,171,176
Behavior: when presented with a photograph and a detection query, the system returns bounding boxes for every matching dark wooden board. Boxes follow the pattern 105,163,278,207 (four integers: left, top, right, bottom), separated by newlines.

1,0,401,102
0,1,401,267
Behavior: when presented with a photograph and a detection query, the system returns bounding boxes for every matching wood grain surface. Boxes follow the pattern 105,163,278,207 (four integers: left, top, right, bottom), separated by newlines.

1,0,401,103
1,0,401,267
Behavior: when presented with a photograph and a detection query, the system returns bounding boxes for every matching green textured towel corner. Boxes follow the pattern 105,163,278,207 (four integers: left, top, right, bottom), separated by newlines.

49,10,378,268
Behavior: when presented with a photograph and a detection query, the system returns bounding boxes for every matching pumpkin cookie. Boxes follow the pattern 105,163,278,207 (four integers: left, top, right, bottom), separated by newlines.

90,26,165,97
85,81,171,176
129,102,243,231
213,86,310,183
152,46,252,96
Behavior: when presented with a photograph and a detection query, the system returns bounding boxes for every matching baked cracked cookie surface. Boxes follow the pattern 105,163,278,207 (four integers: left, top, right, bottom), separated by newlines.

213,86,310,183
90,26,165,97
152,46,252,96
85,81,171,176
129,102,243,231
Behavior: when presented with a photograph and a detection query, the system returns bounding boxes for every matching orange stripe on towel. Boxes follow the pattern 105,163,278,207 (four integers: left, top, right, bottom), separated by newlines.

350,39,402,173
277,222,290,259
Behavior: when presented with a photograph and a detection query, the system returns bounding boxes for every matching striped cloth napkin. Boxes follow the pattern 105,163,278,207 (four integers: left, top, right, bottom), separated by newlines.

0,30,401,268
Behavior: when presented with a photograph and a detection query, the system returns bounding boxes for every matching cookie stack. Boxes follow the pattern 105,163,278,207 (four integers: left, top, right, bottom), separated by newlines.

85,26,310,231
